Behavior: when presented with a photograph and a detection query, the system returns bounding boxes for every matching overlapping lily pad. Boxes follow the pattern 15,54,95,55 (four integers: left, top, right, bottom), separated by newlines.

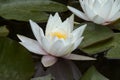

77,23,114,55
79,23,114,48
80,38,113,55
79,31,120,59
0,37,34,80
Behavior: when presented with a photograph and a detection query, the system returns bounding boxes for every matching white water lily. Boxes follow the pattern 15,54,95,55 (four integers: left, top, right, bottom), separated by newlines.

68,0,120,25
17,13,95,67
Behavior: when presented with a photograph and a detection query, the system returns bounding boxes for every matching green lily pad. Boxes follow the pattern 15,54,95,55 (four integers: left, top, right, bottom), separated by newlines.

0,10,49,22
106,33,120,59
77,22,114,55
0,26,9,36
81,66,109,80
80,33,120,58
0,0,67,22
0,0,67,12
80,38,113,55
79,23,114,48
0,37,34,80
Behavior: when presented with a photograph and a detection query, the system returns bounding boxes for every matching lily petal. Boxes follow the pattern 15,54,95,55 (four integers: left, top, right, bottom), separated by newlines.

57,19,71,36
108,0,120,19
50,39,74,57
69,14,74,32
57,14,74,34
72,24,86,42
63,54,96,60
46,13,62,36
17,35,47,55
41,55,57,67
67,6,89,21
93,0,101,13
84,4,97,20
110,12,120,21
73,37,84,51
92,15,105,24
41,36,51,53
79,0,87,12
29,20,44,44
98,0,112,19
49,39,65,56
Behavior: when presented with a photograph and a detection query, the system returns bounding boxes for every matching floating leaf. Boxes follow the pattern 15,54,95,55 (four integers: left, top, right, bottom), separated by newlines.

82,33,120,58
0,26,9,36
79,23,114,48
0,0,67,12
0,37,34,80
106,33,120,59
0,0,67,22
81,66,109,80
77,22,114,55
0,10,49,22
80,38,113,55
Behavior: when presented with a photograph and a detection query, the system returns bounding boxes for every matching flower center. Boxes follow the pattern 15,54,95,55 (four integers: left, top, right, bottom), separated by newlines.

51,32,67,39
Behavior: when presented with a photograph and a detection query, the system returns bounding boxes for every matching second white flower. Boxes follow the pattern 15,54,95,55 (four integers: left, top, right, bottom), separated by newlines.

68,0,120,25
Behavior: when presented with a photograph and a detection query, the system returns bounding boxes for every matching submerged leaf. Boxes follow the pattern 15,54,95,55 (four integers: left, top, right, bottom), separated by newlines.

0,26,9,36
81,66,109,80
46,59,81,80
31,74,53,80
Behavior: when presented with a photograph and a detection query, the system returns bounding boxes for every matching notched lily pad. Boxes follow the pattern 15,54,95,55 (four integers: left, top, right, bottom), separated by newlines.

80,38,113,55
76,22,114,55
80,33,120,58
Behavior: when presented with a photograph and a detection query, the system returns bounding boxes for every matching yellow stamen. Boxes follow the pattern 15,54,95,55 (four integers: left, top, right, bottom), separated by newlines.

51,32,67,39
